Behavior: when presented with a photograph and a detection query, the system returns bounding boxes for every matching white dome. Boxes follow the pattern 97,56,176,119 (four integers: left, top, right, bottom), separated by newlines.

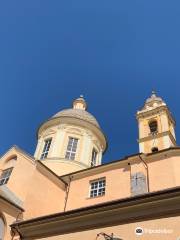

52,108,100,128
34,96,107,175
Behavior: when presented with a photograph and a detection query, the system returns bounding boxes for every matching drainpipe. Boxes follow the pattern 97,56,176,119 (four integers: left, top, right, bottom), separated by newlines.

128,162,132,191
139,154,150,193
64,176,73,212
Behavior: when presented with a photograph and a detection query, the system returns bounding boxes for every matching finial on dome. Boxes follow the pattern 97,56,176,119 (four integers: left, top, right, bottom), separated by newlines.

144,90,164,105
151,90,157,97
73,95,87,110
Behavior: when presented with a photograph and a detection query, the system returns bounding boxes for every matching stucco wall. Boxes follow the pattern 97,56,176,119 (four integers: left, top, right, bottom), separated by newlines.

65,162,131,210
148,155,180,191
0,148,35,202
23,164,66,219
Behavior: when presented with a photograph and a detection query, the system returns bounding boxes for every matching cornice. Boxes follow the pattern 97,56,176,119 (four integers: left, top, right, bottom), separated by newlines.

11,187,180,239
138,131,176,143
60,147,180,181
136,106,175,125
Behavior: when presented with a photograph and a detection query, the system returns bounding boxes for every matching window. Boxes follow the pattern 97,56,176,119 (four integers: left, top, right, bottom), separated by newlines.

91,149,98,167
65,137,78,160
89,178,106,198
40,138,52,159
0,168,13,186
149,120,158,134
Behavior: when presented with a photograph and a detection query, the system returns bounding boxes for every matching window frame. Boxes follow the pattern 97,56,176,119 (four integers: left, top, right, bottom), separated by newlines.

89,178,106,198
40,138,52,160
65,137,79,160
0,167,13,186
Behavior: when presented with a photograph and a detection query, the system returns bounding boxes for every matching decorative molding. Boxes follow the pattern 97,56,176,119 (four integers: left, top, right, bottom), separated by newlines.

137,106,175,125
42,129,56,138
66,127,83,136
138,130,176,144
57,124,66,130
85,130,93,138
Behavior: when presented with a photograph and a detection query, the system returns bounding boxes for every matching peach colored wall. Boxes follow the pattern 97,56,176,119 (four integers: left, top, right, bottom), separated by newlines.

0,148,67,221
7,158,35,202
39,215,180,240
23,165,66,219
0,149,35,202
66,162,131,210
148,155,178,192
172,156,180,185
64,154,180,211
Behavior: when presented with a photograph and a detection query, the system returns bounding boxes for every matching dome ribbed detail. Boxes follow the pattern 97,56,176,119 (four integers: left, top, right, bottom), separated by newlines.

52,109,100,128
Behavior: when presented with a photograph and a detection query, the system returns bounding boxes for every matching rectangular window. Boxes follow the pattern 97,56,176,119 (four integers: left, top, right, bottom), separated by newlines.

89,178,106,198
65,137,78,160
40,138,52,159
0,168,13,186
91,149,98,167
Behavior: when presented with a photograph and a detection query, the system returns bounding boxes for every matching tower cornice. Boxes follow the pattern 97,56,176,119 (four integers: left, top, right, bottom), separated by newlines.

136,105,176,126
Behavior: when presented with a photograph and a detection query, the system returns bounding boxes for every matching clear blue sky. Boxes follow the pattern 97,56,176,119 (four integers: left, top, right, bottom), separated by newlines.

0,1,180,163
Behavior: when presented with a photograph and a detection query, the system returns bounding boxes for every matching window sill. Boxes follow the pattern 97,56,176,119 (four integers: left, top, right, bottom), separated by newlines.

86,194,105,200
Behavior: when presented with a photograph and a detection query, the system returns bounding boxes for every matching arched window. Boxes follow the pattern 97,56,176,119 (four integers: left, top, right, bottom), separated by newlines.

0,217,5,239
149,120,158,134
152,147,159,153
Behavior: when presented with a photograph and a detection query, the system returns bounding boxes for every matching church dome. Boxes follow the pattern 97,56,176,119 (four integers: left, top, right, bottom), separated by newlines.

35,95,107,176
52,108,100,128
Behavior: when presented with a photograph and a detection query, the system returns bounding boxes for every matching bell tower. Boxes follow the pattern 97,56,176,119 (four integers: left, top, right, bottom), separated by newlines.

136,91,176,153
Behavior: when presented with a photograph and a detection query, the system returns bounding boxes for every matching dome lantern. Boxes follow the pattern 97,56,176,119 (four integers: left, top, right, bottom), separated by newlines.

73,95,87,110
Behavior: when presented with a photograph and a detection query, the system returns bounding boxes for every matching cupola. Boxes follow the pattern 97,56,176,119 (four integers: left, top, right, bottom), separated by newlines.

34,96,107,176
72,95,87,110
